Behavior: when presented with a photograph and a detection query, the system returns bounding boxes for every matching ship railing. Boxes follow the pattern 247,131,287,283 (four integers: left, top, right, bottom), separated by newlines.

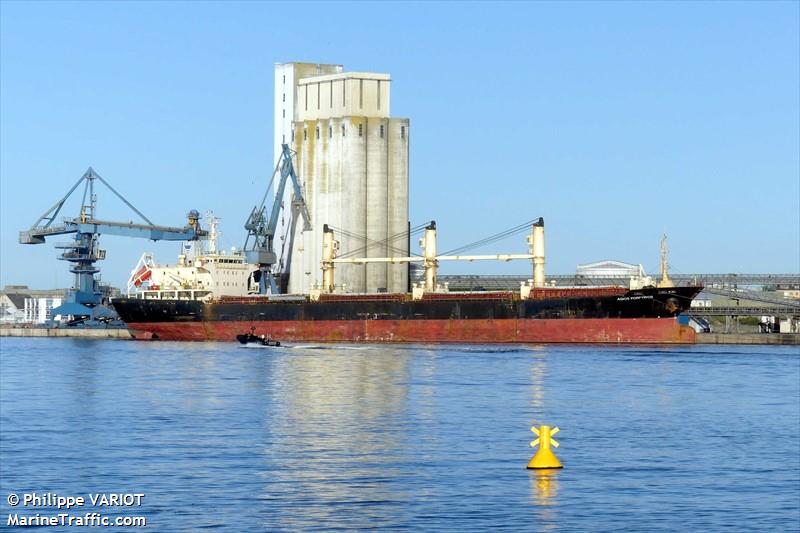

135,289,211,301
526,287,628,300
421,291,516,301
217,295,310,304
318,293,408,302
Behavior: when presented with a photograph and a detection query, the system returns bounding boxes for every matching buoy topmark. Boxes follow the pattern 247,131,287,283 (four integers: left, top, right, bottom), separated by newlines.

527,425,563,469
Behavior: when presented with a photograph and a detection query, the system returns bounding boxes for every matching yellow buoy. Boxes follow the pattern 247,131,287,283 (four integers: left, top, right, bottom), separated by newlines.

527,425,563,469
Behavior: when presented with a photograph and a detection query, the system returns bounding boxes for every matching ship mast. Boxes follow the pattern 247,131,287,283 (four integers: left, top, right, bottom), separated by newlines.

206,213,219,254
658,234,674,288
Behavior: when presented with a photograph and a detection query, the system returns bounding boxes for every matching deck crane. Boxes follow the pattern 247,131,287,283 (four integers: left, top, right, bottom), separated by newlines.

243,143,311,294
19,167,207,322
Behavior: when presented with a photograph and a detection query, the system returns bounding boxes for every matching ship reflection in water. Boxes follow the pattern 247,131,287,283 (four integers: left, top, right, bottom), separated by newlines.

0,340,797,531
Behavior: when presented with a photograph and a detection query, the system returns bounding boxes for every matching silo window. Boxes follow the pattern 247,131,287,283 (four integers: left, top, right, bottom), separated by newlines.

304,87,308,111
316,126,320,138
401,126,406,139
377,80,381,110
282,109,285,118
358,124,363,137
282,134,285,143
359,79,363,109
380,125,384,138
282,75,285,84
342,124,346,137
291,130,295,141
282,93,285,102
329,125,332,138
303,129,307,141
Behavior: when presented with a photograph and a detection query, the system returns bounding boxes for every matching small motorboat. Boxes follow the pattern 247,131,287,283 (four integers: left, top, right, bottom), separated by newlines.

237,330,281,347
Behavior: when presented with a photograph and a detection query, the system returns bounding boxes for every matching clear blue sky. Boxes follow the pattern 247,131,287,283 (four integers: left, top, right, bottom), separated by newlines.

1,1,798,289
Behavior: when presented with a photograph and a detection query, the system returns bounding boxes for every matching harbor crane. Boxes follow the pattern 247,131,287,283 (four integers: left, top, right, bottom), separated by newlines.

20,167,206,322
243,143,311,294
320,218,546,299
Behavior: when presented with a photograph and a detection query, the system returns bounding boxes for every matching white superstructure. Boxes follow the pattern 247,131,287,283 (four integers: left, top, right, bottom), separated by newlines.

127,215,259,300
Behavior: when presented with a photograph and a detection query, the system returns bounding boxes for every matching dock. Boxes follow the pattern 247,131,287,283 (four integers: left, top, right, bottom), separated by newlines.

0,327,132,339
697,332,799,345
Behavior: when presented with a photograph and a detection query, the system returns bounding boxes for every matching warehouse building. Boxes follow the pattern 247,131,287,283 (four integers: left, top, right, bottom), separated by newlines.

576,260,645,279
0,285,65,324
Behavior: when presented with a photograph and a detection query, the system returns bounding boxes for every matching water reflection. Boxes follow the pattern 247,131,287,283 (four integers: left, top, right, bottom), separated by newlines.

529,349,547,413
527,349,560,528
70,341,99,401
529,468,559,505
2,340,796,531
529,469,560,529
273,345,410,422
414,349,438,424
262,346,413,529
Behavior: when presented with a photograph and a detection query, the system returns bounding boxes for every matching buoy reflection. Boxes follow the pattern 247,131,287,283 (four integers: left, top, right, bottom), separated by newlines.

530,468,559,506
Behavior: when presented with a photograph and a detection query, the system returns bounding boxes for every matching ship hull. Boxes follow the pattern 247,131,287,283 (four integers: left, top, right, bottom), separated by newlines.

123,317,695,344
113,286,701,344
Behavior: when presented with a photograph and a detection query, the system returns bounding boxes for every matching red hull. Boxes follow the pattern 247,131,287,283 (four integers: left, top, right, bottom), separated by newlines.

126,318,696,344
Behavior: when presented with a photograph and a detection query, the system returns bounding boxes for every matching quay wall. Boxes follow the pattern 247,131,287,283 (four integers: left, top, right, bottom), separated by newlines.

0,328,132,339
698,333,799,345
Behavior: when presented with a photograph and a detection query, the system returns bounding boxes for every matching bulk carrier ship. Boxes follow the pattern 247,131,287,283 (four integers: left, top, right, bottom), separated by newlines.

112,212,702,344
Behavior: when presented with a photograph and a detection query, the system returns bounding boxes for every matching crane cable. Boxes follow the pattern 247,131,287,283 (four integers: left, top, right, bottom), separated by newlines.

330,222,428,259
441,217,540,256
330,225,422,258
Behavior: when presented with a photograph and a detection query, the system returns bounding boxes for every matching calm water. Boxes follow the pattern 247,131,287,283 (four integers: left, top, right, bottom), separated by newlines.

1,339,798,531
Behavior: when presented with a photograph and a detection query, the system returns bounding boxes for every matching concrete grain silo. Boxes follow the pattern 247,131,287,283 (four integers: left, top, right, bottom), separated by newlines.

366,116,389,292
339,116,368,292
275,64,409,294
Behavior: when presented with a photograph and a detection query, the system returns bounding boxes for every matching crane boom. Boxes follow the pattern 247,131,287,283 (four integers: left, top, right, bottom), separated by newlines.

244,143,311,294
21,219,202,244
19,167,206,322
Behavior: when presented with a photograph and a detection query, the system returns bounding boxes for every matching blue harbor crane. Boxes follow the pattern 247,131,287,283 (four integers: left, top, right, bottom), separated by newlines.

19,167,207,323
243,143,311,294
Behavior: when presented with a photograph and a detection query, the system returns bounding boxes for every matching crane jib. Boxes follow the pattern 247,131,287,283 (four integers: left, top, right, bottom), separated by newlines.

18,166,205,324
243,143,311,295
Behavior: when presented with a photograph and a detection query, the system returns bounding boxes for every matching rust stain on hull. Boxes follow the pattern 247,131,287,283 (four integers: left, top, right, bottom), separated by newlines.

127,318,696,344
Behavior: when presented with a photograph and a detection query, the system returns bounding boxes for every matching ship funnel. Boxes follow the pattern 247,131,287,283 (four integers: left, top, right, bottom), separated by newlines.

532,218,545,288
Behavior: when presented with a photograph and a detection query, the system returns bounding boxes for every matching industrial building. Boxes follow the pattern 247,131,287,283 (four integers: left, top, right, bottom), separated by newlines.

0,285,65,324
576,260,645,279
273,62,410,294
